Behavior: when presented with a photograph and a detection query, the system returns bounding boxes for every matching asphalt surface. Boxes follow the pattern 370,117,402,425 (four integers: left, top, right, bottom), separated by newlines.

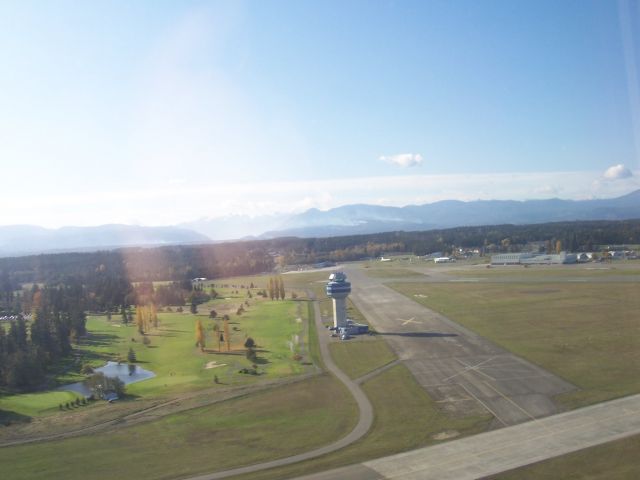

183,296,374,480
345,267,575,427
294,393,640,480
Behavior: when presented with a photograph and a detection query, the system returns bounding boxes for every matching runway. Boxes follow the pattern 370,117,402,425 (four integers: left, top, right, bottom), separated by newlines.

344,267,575,426
294,393,640,480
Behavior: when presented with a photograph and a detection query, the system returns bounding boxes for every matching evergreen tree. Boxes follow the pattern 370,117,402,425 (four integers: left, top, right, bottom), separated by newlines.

127,347,137,363
195,319,206,352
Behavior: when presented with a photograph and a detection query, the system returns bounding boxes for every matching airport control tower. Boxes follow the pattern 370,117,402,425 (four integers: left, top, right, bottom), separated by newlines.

326,272,351,329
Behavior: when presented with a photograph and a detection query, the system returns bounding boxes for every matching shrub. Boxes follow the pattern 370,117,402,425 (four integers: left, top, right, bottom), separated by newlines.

245,347,257,363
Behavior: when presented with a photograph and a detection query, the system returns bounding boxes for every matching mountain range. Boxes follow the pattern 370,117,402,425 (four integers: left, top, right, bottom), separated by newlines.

183,189,640,239
0,225,209,257
2,189,639,256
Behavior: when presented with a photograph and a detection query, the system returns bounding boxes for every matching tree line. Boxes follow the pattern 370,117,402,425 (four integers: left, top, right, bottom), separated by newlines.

0,283,86,390
1,219,639,295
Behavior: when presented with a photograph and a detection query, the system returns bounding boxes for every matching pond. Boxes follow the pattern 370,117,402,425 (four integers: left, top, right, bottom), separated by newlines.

60,361,156,397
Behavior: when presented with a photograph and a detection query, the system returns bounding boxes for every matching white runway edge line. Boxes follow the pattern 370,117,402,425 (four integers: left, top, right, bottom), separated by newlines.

359,393,640,480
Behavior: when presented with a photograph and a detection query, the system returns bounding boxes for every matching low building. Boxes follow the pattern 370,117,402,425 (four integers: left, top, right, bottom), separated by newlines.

338,319,369,337
434,257,455,263
491,253,535,265
491,252,577,265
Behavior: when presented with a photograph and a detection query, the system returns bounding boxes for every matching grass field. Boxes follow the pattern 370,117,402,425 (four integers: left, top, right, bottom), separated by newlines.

0,391,81,419
363,267,425,278
448,261,640,278
232,364,491,480
0,374,358,480
389,281,640,408
328,340,396,379
486,434,640,480
0,287,309,419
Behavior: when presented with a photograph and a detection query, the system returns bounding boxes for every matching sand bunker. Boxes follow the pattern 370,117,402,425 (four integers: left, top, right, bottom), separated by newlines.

205,361,227,369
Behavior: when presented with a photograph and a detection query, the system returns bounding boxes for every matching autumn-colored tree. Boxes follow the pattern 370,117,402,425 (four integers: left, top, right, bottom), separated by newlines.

223,317,231,352
278,276,285,300
151,304,158,329
268,278,275,300
195,319,206,352
213,322,221,351
136,306,145,334
555,239,562,254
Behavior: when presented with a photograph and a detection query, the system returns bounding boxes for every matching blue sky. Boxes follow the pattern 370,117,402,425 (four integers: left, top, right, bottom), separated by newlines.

1,0,639,227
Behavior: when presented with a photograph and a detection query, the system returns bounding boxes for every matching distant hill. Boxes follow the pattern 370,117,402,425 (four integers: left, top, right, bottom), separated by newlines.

3,190,639,256
258,190,640,238
0,224,210,257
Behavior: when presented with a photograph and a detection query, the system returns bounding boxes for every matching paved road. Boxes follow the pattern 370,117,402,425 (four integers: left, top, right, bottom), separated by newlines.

345,267,575,427
182,297,374,480
293,393,640,480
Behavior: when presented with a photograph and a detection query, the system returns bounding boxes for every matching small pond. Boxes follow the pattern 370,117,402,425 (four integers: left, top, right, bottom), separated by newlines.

59,361,156,397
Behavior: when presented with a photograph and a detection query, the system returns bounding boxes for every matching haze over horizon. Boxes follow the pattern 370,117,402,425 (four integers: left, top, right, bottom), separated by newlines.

1,0,639,228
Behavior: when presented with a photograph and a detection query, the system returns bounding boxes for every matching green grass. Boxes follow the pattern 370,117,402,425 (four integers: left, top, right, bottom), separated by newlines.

0,291,309,417
328,340,396,379
232,364,491,480
389,281,640,408
0,391,81,419
486,434,640,480
306,301,325,371
364,268,425,279
0,374,358,480
448,261,640,278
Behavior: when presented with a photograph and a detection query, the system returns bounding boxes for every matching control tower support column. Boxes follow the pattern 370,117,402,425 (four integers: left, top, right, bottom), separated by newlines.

325,272,351,330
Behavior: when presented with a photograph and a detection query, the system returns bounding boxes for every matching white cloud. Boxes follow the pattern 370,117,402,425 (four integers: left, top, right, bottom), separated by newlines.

533,185,560,196
603,164,633,180
379,153,423,167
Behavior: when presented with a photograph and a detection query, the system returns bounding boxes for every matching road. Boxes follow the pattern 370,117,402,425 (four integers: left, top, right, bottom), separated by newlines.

294,393,640,480
345,267,575,427
181,296,374,480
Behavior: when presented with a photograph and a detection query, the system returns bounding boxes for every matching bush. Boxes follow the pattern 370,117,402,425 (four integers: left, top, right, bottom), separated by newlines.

245,347,257,363
83,372,126,398
81,364,94,375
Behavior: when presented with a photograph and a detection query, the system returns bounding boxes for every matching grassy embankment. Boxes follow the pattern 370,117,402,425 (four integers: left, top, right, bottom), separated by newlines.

389,279,640,409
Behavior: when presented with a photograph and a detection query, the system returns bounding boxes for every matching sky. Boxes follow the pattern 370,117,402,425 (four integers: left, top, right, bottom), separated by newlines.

1,0,639,228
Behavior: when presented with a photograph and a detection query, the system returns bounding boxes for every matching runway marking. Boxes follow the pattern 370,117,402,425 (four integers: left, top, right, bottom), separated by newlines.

458,383,509,427
441,356,495,382
398,317,420,326
482,380,537,423
455,358,496,381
